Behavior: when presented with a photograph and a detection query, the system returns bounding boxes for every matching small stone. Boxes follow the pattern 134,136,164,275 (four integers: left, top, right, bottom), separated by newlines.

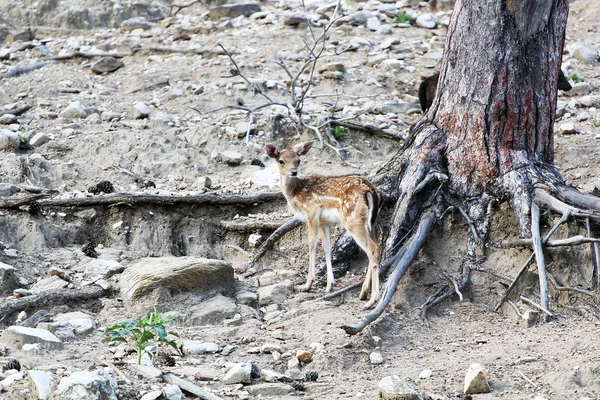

52,369,118,399
207,4,262,20
141,390,163,400
130,364,163,380
163,385,183,400
223,363,252,384
84,259,124,278
318,62,347,73
221,150,244,165
366,16,381,31
53,312,96,335
30,275,69,293
91,57,124,74
0,129,20,152
522,310,539,327
0,114,17,124
0,326,63,350
579,95,600,108
234,121,252,138
0,183,21,196
370,351,384,365
29,132,50,147
379,375,423,400
416,13,437,29
27,370,55,400
464,363,491,394
419,369,433,379
59,101,87,119
121,17,153,31
182,341,219,354
296,350,313,363
571,43,599,65
376,24,393,35
248,233,262,247
560,123,577,134
131,101,151,119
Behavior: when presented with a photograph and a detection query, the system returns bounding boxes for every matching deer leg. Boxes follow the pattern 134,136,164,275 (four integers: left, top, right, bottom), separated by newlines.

320,225,335,292
302,219,319,292
348,224,380,309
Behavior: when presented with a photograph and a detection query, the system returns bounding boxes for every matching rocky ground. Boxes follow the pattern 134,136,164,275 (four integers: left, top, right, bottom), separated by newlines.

1,0,600,399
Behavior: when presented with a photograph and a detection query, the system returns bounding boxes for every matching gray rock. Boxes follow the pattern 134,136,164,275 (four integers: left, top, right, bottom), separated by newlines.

54,311,96,335
120,256,233,304
246,383,295,397
221,150,244,165
464,363,490,394
48,322,78,342
163,384,183,400
131,101,151,119
559,123,577,134
223,363,252,384
0,113,17,124
565,82,593,97
366,16,381,31
182,341,219,354
260,369,286,382
0,48,11,60
50,370,118,400
27,370,56,400
373,102,421,115
416,13,437,29
32,45,53,57
0,371,24,389
0,183,21,196
207,4,262,20
91,57,124,74
579,95,600,108
379,376,424,400
59,101,87,119
0,129,20,152
347,10,375,25
121,17,153,31
418,369,432,379
1,261,19,296
257,280,294,306
187,293,237,325
318,62,346,73
376,24,393,35
571,43,598,65
101,111,122,122
0,326,63,350
370,351,384,364
250,163,279,189
30,275,69,293
141,391,163,400
29,132,51,147
84,259,124,278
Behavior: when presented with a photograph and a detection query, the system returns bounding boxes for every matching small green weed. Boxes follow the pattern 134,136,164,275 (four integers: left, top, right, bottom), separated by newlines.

23,364,35,370
102,309,180,365
330,125,348,140
591,119,600,128
424,34,433,40
18,135,31,150
392,12,415,25
567,73,583,83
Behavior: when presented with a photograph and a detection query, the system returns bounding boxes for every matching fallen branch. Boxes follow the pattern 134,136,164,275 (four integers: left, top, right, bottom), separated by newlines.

164,373,224,400
219,219,287,231
0,286,108,321
1,192,283,210
547,272,599,298
586,218,600,291
1,62,53,80
170,0,207,16
247,217,303,268
130,45,207,56
0,194,48,209
318,281,362,301
0,105,32,117
342,209,437,335
420,262,471,322
520,295,553,317
48,51,128,61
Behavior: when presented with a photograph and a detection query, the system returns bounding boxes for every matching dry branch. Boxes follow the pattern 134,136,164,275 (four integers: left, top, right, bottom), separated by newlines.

164,373,224,400
531,202,550,317
0,286,108,321
0,192,283,210
420,263,471,322
0,105,32,117
328,120,406,141
501,235,600,248
48,52,128,61
547,272,599,298
130,45,207,56
342,209,437,335
247,217,304,268
0,194,48,209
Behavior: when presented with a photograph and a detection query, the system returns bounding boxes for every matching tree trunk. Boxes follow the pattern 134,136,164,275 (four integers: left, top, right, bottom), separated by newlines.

341,0,600,334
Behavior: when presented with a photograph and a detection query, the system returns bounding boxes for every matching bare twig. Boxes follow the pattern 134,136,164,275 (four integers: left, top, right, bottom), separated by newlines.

319,281,363,301
547,272,599,298
328,120,406,141
586,217,600,291
220,220,287,231
531,202,549,317
0,105,32,117
517,370,537,388
170,0,207,16
48,51,128,61
520,295,553,317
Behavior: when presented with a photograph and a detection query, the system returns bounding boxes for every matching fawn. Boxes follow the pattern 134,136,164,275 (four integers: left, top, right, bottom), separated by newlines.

266,142,382,309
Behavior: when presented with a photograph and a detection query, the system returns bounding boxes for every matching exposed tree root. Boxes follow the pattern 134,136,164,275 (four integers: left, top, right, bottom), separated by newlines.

0,286,109,322
341,208,437,335
531,202,550,318
420,262,471,324
247,217,303,268
219,219,287,231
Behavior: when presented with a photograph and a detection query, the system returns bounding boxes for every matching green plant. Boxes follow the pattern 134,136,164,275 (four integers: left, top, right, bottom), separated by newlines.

424,34,433,40
23,364,35,370
330,125,347,140
567,73,583,83
591,119,600,128
392,12,415,24
18,135,30,150
102,309,180,365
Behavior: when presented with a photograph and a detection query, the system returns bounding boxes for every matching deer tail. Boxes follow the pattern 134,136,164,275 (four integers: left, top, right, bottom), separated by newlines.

366,190,380,233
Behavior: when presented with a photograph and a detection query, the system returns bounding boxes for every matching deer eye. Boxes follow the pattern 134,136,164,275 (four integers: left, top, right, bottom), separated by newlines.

279,160,284,165
297,160,301,165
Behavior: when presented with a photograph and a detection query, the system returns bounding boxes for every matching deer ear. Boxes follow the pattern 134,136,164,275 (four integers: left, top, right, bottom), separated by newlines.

266,144,279,159
294,141,313,156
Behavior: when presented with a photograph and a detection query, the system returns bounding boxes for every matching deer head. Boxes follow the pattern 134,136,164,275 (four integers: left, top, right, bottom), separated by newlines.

266,142,313,177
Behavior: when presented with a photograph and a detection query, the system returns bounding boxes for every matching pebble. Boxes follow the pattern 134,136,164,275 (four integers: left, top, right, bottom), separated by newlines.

416,13,437,29
379,376,423,400
91,56,124,74
560,123,577,134
419,369,433,379
59,101,87,119
0,114,17,124
367,16,381,31
464,363,491,394
131,101,151,119
369,351,384,364
296,350,313,363
221,150,244,165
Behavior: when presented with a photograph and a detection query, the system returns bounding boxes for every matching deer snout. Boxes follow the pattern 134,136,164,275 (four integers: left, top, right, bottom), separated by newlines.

290,169,298,177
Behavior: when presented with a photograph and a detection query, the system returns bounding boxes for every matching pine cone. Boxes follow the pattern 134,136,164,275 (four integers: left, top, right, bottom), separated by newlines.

140,180,156,189
3,358,21,372
96,180,115,194
305,370,319,382
250,158,265,168
250,363,261,379
29,201,42,215
82,242,98,258
162,353,176,367
291,382,306,391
